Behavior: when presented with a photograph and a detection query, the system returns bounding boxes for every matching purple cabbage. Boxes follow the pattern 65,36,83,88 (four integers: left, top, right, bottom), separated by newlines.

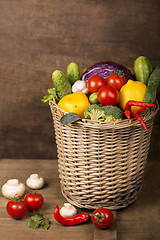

81,61,134,82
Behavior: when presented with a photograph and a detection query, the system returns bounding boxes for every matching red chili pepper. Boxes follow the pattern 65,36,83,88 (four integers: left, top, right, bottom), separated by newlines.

131,111,148,131
135,106,147,115
53,205,89,226
124,106,147,119
124,100,156,131
125,100,155,114
124,109,131,119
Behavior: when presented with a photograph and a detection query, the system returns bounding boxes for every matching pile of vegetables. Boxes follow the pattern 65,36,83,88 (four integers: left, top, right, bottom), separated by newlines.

42,56,160,130
5,191,50,230
1,175,50,230
2,176,114,230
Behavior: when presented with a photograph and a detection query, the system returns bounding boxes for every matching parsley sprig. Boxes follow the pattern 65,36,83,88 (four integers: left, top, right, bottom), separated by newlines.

27,211,50,230
41,87,58,103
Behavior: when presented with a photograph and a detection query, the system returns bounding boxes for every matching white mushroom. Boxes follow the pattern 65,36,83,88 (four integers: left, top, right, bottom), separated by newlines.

26,174,44,189
1,179,25,199
60,203,77,218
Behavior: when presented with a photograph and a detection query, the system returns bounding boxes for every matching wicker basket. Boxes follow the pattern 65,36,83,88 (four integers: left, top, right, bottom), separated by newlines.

49,99,159,210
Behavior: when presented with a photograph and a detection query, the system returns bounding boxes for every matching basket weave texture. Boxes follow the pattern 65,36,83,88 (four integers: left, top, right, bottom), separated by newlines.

50,99,159,210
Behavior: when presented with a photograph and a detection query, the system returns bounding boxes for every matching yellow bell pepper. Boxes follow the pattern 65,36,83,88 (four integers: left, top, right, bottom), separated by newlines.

119,80,146,112
58,92,90,118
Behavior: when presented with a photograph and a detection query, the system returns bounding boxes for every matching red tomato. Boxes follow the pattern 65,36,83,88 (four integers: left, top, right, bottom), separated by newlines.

7,199,27,219
87,75,106,93
91,208,113,229
97,85,119,106
107,73,127,91
24,192,44,211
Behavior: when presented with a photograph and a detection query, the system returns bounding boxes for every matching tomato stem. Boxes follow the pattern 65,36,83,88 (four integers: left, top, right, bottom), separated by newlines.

89,212,105,223
10,196,21,202
115,68,125,77
31,190,38,195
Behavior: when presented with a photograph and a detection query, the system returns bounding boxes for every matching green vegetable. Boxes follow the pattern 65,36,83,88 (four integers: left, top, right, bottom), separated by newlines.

52,70,72,99
41,87,59,103
143,66,160,103
102,105,124,122
84,104,124,122
27,211,50,230
66,62,81,85
134,56,153,85
84,104,106,121
83,67,87,73
89,92,99,104
60,112,82,125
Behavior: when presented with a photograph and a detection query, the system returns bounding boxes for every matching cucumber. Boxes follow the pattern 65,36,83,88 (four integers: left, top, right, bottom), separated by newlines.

143,66,160,103
134,56,153,85
66,62,81,85
52,70,72,99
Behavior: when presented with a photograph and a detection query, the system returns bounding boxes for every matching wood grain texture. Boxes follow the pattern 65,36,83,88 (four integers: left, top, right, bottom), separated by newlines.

0,159,159,239
0,0,160,159
117,160,160,240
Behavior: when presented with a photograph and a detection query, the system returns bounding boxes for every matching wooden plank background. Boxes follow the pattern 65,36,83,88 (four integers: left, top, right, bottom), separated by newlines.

0,0,160,159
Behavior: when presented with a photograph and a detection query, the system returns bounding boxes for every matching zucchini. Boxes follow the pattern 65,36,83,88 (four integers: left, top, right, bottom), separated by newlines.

143,66,160,103
134,56,153,85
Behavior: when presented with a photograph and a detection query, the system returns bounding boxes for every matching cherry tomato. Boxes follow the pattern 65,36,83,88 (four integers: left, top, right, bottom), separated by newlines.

24,192,44,211
7,198,27,219
107,73,127,91
97,85,119,106
91,208,113,229
87,75,106,93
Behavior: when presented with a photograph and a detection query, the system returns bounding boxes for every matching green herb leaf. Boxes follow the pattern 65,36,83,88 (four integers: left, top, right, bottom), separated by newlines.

27,219,41,229
47,88,56,95
33,211,43,218
41,87,57,103
60,112,82,125
31,214,43,222
41,94,54,103
41,218,50,230
27,211,50,230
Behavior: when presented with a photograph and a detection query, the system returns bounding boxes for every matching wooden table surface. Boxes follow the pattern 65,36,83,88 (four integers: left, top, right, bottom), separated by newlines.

0,159,159,240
